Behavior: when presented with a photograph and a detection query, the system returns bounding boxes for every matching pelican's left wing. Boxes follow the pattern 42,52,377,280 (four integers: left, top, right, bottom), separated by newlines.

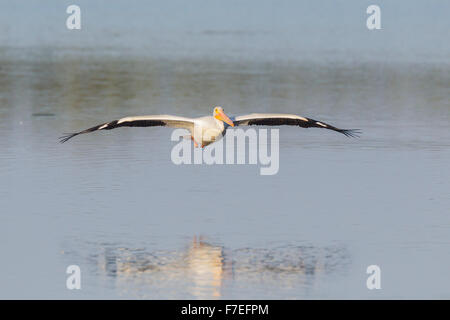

233,113,360,137
59,115,195,143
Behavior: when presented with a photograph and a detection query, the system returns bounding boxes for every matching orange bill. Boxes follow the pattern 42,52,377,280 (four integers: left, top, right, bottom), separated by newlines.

216,110,234,127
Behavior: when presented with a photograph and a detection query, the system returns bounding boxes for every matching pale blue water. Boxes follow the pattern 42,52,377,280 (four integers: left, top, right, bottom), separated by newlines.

0,0,449,299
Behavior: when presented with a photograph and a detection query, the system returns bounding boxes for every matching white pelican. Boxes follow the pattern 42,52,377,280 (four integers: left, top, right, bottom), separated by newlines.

59,106,360,146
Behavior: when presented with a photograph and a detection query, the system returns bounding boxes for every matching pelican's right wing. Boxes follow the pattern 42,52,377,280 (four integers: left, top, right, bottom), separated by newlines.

59,115,195,143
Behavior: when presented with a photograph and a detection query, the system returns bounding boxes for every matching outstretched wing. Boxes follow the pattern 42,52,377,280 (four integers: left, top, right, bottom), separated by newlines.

59,115,195,143
233,113,360,137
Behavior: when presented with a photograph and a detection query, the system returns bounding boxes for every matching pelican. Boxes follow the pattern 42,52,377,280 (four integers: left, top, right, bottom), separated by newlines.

59,106,360,146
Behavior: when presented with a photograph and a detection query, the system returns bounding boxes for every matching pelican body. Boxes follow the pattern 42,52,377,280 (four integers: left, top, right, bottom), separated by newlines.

60,106,360,145
191,111,231,147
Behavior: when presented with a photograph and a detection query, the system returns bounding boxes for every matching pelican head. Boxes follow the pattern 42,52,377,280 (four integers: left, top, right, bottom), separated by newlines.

213,106,234,127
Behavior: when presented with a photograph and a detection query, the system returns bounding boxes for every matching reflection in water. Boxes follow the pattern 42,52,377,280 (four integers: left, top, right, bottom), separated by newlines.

94,237,229,299
89,237,350,299
186,236,228,298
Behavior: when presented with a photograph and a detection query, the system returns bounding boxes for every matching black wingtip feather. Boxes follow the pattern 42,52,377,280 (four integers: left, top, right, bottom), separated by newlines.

338,129,362,138
59,133,79,143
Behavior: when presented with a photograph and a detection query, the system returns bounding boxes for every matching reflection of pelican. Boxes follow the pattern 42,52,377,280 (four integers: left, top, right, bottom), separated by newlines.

89,240,350,299
98,237,230,299
186,236,227,298
59,106,360,146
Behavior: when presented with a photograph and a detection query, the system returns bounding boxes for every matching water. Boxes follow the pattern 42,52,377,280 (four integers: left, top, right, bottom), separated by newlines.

0,0,449,299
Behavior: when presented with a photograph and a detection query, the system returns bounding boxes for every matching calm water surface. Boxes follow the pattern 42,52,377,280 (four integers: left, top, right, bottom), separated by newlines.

0,0,449,299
